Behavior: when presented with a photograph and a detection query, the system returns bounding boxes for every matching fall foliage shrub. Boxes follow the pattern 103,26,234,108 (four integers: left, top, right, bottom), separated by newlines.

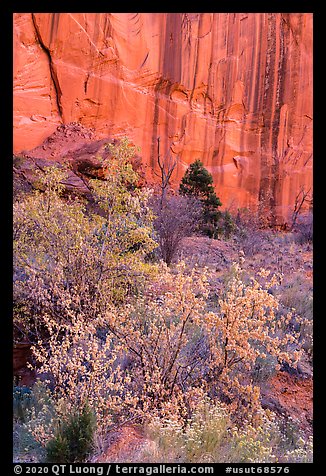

29,312,140,445
27,258,304,452
201,263,302,417
13,139,157,344
13,136,311,462
28,261,211,442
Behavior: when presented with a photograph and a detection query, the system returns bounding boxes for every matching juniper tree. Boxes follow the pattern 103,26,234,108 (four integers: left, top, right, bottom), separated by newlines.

179,159,222,236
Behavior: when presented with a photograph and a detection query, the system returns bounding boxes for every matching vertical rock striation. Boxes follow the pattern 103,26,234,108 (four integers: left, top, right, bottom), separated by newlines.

13,13,312,223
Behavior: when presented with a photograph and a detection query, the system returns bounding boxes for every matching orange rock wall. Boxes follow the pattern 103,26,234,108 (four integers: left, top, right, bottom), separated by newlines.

13,13,313,223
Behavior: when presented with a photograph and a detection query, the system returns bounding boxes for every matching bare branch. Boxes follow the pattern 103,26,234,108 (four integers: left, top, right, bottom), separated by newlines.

291,186,312,230
155,137,178,207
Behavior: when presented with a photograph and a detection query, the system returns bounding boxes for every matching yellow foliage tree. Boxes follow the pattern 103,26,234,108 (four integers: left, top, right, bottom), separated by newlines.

13,138,157,344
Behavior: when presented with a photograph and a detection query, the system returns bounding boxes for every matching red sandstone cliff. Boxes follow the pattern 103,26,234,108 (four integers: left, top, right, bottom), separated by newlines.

13,13,312,223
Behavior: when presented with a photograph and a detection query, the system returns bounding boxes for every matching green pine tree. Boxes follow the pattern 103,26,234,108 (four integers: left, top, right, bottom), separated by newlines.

46,403,96,463
179,160,222,237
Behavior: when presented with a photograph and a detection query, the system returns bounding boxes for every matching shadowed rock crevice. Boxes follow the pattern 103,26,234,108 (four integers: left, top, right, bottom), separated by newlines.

31,13,63,120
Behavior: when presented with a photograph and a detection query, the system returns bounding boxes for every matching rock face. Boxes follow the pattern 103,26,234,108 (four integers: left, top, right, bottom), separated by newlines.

13,13,313,224
14,123,147,199
13,344,36,386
